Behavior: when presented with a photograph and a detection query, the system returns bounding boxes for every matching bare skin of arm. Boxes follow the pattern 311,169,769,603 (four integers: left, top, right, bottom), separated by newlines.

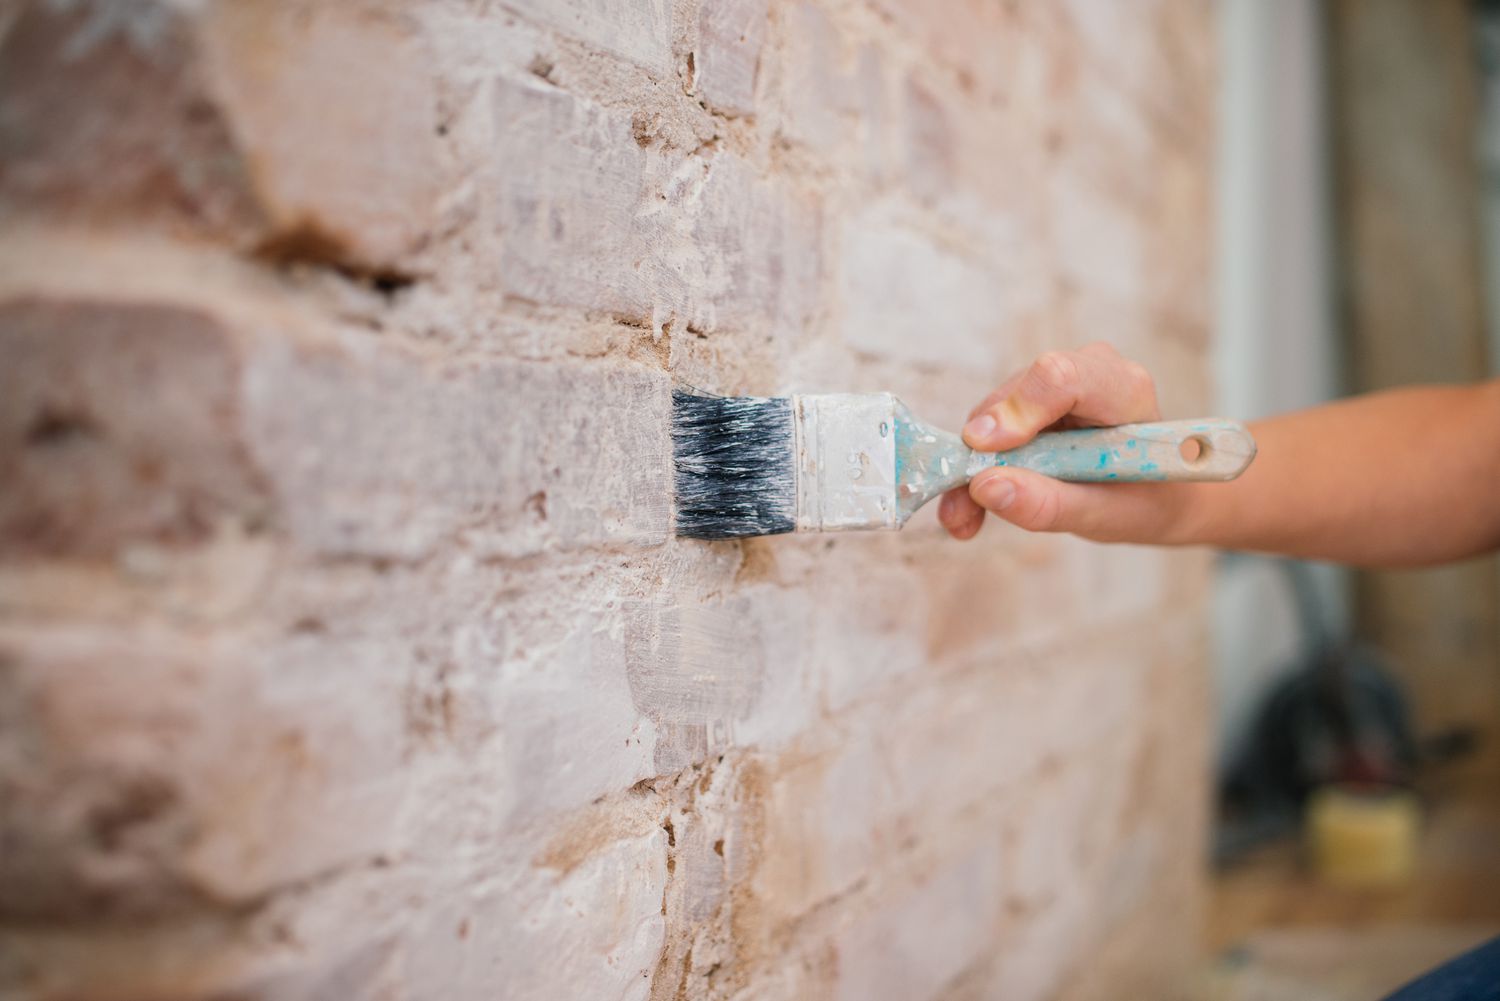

937,343,1500,569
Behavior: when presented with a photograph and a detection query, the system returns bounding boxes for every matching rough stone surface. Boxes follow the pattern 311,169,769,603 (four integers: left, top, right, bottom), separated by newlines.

0,2,1219,999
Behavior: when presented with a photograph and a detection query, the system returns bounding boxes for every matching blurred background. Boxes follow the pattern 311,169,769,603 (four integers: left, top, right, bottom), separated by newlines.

1207,0,1500,996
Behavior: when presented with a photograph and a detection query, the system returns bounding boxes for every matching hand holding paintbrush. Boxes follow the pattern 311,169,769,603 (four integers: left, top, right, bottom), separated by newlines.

938,342,1235,542
672,343,1256,540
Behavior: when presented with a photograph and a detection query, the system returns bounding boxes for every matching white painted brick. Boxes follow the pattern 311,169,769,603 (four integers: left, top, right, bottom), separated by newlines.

493,830,668,1001
245,336,672,558
1049,158,1146,305
619,581,823,774
990,885,1090,1001
493,75,652,317
853,45,897,182
865,0,1014,92
776,3,856,152
688,152,822,336
839,200,1008,372
493,593,658,826
732,585,823,748
833,843,1005,1001
1,291,671,561
1059,0,1159,97
1062,537,1171,627
901,75,958,203
1007,758,1116,909
808,556,931,713
695,0,770,116
494,74,818,336
503,0,673,74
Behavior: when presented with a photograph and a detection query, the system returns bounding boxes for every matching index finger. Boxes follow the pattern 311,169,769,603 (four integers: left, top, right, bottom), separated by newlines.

961,343,1160,451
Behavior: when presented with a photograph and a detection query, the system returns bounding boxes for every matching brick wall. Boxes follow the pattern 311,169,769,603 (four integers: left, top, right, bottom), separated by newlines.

0,2,1218,999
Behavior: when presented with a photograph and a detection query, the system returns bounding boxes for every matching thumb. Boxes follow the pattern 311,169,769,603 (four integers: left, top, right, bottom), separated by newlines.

967,467,1186,542
969,468,1069,532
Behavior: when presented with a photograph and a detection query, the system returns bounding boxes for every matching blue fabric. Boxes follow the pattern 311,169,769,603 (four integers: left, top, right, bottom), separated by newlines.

1382,937,1500,1001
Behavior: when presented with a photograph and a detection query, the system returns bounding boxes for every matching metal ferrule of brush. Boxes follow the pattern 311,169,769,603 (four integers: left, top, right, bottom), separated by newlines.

793,394,899,531
792,394,969,532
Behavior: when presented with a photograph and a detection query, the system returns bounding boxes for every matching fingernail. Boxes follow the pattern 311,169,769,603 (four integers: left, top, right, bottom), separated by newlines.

963,413,997,443
975,476,1016,511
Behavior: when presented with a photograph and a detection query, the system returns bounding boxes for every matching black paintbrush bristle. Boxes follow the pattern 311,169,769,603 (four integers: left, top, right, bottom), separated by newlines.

671,390,796,539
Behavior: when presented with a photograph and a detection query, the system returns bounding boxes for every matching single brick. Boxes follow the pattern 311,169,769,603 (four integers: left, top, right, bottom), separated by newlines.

776,3,856,153
686,152,821,336
695,0,770,116
197,1,448,270
493,74,654,318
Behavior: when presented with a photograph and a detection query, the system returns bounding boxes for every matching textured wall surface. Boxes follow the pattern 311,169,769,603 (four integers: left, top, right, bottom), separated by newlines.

0,1,1218,999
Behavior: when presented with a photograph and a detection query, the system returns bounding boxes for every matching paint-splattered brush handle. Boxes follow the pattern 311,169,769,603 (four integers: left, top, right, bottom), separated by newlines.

971,419,1255,483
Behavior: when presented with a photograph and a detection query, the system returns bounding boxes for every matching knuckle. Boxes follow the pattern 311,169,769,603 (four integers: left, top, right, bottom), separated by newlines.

1123,361,1154,392
1031,351,1080,392
969,395,1002,421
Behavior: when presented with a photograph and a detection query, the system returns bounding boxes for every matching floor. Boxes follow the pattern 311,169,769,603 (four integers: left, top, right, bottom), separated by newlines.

1201,764,1500,1000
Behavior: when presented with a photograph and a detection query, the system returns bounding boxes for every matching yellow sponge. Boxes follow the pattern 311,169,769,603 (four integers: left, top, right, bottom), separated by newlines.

1307,784,1421,888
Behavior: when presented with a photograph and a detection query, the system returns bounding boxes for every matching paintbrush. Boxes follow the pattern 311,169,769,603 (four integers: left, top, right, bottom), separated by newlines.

672,390,1256,539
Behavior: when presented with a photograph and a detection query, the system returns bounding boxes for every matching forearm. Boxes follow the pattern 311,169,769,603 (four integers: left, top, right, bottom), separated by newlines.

1177,381,1500,567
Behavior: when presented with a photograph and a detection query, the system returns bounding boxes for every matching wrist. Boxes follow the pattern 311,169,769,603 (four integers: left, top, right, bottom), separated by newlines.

1158,482,1221,547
